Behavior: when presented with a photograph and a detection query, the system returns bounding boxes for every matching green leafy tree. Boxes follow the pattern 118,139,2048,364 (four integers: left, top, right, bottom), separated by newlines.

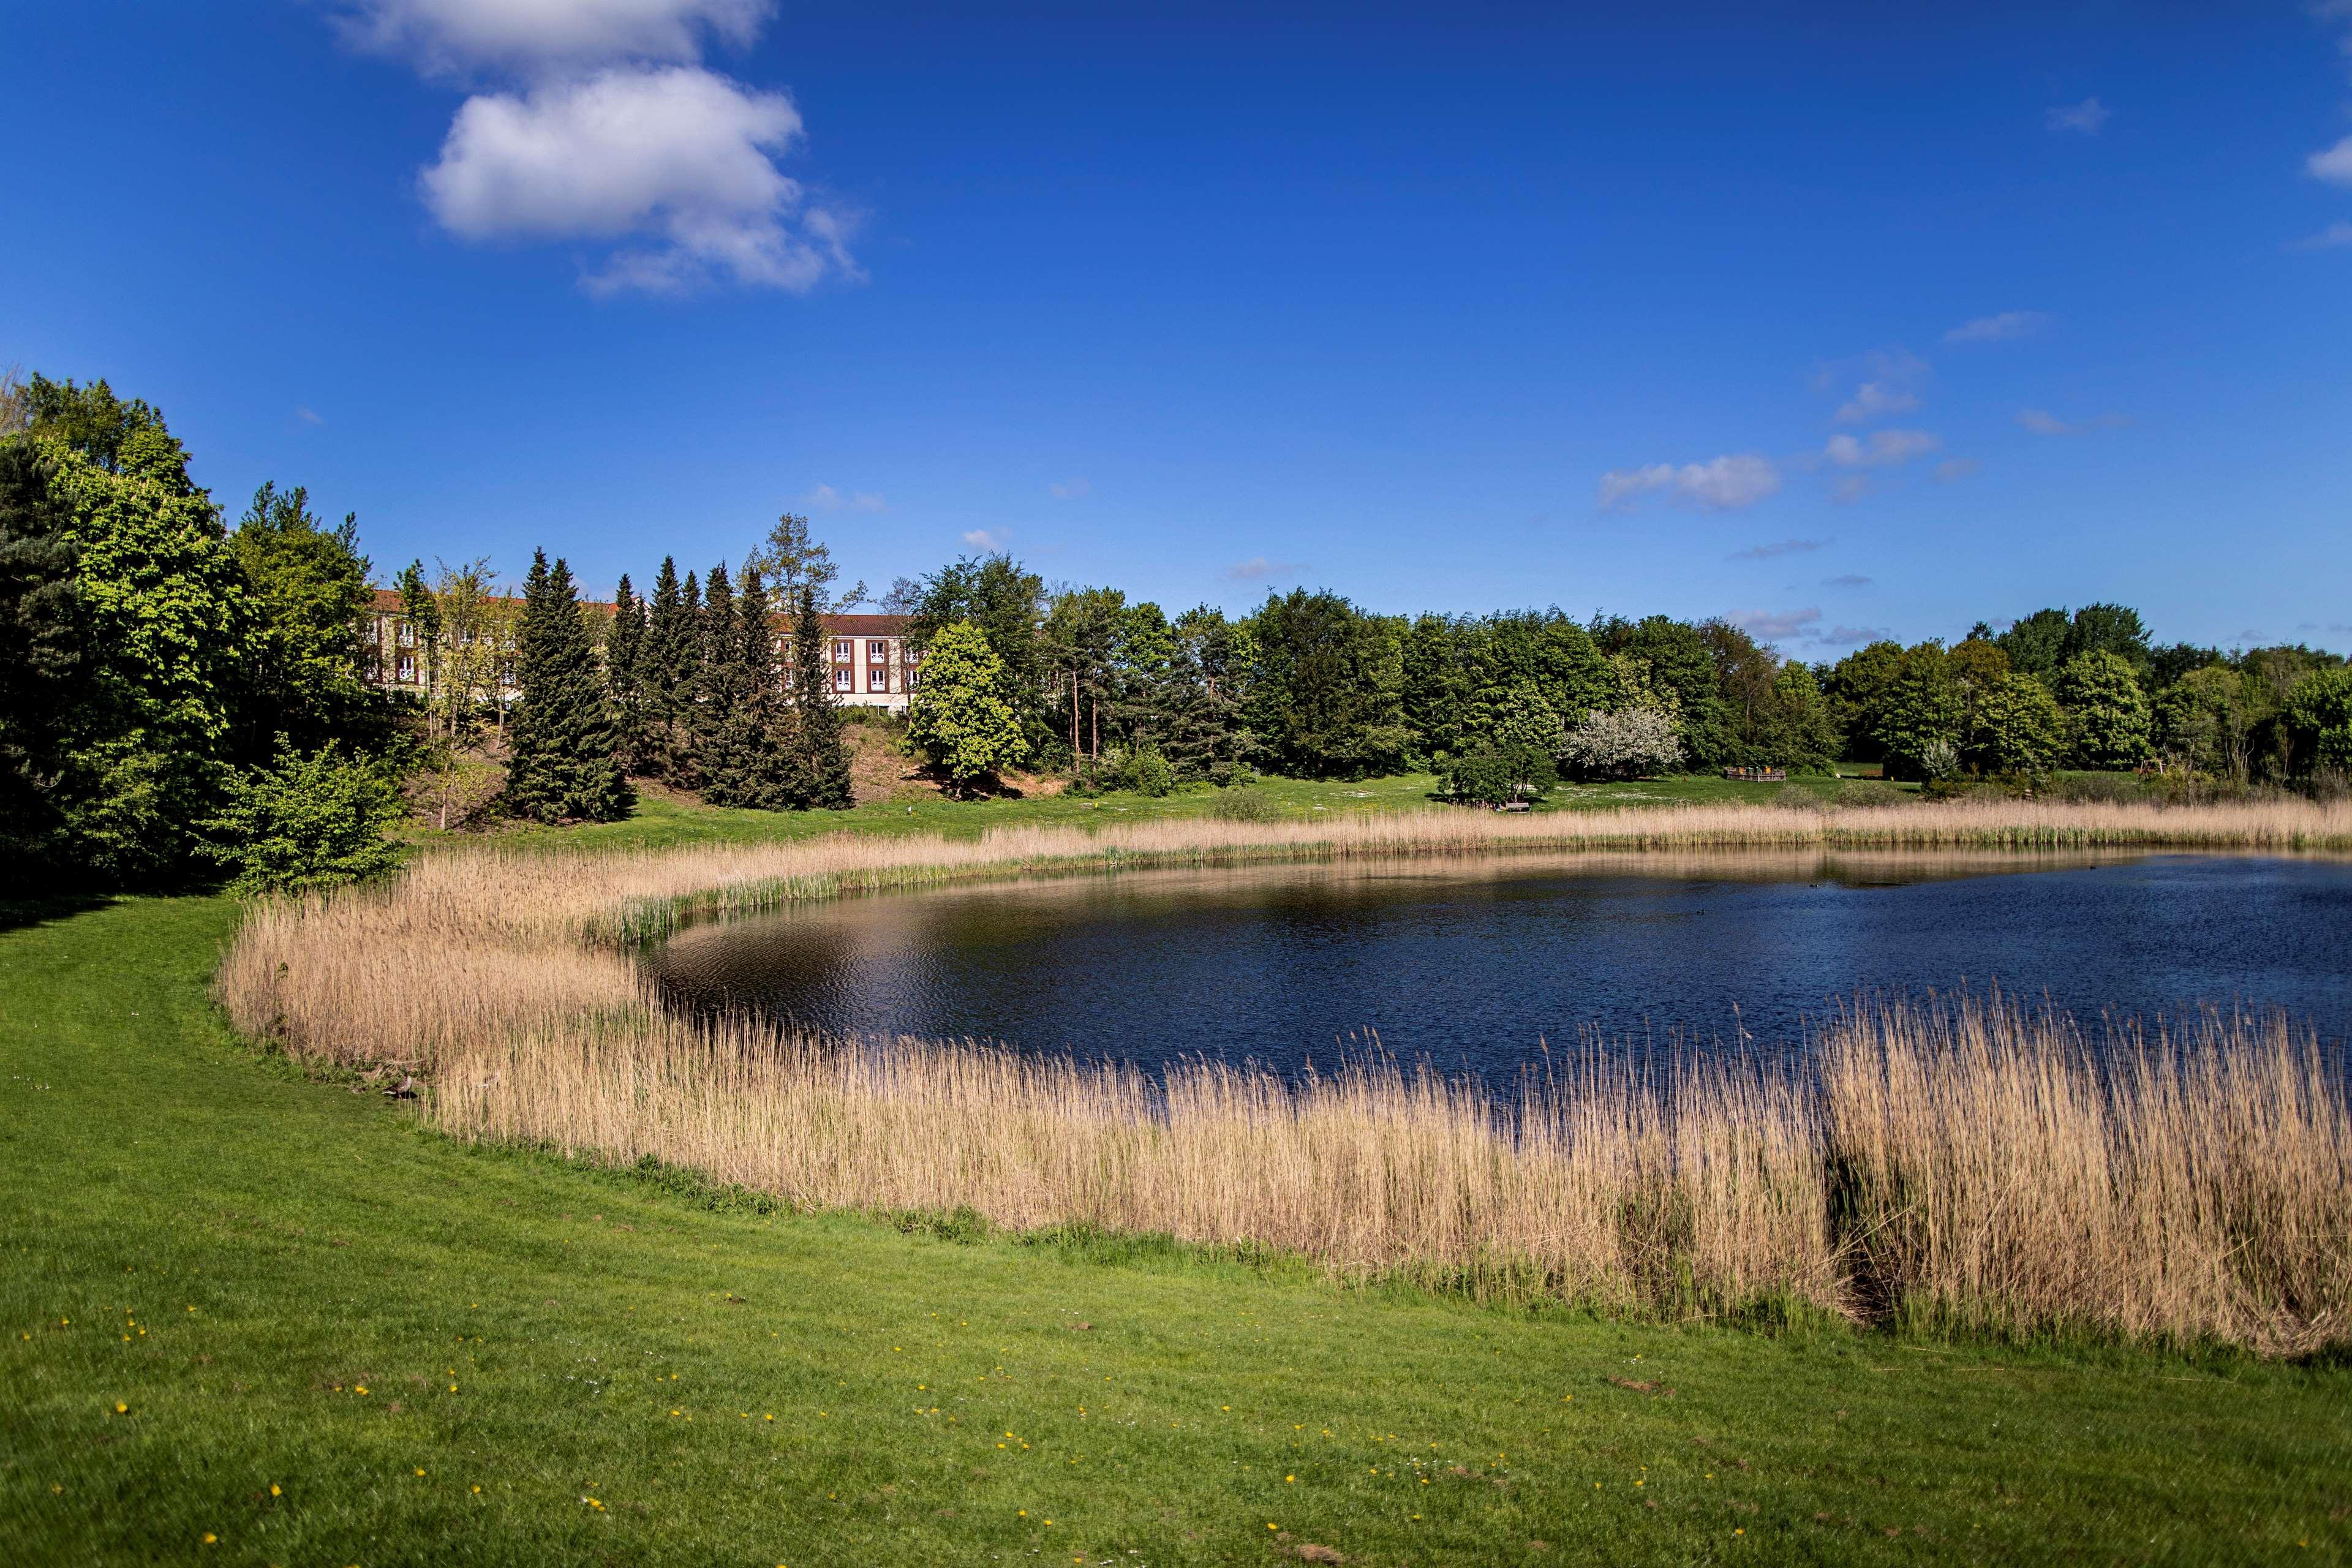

1400,613,1464,764
1758,660,1841,772
1594,614,1733,769
199,737,405,895
1823,639,1907,763
0,439,85,859
2156,664,2255,778
908,620,1028,794
230,481,380,757
1995,608,2071,682
1872,644,1965,782
23,376,257,882
1444,744,1555,805
1240,589,1409,778
2281,668,2352,777
747,511,865,612
504,550,631,823
786,585,854,809
2054,651,2152,770
1964,672,2065,775
2063,603,2152,674
910,553,1047,746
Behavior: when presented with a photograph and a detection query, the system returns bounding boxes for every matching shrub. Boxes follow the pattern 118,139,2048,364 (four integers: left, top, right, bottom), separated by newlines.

1557,706,1680,781
1208,785,1281,822
1444,745,1553,806
200,739,405,895
1120,745,1175,797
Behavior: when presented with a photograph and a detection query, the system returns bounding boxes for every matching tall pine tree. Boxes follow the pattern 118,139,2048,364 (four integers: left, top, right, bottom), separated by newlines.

504,549,631,823
606,573,654,775
691,562,737,794
703,564,793,809
788,584,854,808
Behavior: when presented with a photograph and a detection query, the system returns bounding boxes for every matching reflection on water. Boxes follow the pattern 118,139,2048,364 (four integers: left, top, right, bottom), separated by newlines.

647,850,2352,1080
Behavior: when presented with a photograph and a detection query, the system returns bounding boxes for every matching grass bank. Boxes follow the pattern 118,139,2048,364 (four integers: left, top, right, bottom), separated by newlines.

219,799,2352,1356
7,894,2352,1564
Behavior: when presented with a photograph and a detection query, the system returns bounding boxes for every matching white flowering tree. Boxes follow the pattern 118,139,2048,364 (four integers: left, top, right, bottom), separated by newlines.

1556,706,1682,781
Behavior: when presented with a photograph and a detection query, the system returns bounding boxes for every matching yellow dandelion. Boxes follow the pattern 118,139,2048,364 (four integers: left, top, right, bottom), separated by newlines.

270,1485,281,1498
202,1534,217,1545
415,1469,425,1477
113,1402,127,1414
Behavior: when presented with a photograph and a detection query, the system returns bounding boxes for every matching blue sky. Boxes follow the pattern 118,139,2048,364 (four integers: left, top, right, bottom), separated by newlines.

5,1,2349,655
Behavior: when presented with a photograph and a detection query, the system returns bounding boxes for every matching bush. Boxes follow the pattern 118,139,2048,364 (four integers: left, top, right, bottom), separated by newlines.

1557,706,1680,781
1208,785,1281,822
1118,745,1176,797
200,739,406,895
1444,745,1553,806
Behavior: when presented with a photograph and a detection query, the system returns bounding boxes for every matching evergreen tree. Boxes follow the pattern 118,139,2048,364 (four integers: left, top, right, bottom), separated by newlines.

703,565,793,809
689,564,736,791
642,558,699,784
788,584,854,808
607,573,654,775
503,549,631,823
0,439,85,861
394,559,441,722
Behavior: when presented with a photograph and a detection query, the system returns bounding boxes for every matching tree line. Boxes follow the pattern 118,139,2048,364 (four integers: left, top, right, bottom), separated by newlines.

7,369,2349,891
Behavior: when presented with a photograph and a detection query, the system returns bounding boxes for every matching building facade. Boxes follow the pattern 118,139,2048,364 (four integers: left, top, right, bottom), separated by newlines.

362,589,919,712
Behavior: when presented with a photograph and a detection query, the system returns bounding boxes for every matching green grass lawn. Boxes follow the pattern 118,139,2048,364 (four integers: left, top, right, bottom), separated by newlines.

5,891,2350,1565
459,766,1917,856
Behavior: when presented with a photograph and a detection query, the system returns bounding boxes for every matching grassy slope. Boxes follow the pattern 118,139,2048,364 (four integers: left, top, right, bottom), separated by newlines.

483,768,1913,855
6,833,2349,1564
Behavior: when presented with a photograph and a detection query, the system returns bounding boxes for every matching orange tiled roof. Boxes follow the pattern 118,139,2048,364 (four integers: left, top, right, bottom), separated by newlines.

366,586,909,635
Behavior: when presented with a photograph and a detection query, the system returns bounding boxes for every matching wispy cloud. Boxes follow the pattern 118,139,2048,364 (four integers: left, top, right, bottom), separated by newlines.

1597,453,1781,511
2313,136,2352,186
1825,429,1940,469
296,407,325,425
803,483,884,514
1830,475,1869,504
1933,457,1981,482
1725,606,1822,642
1046,477,1091,500
1728,538,1823,562
1822,624,1891,647
2046,97,2111,135
1224,556,1305,582
1833,382,1920,423
960,529,1006,551
334,0,773,74
1822,574,1872,588
2291,219,2352,250
2016,407,2128,436
1943,311,2051,344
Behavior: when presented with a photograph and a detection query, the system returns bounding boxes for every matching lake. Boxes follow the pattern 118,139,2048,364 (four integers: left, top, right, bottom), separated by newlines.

647,850,2352,1079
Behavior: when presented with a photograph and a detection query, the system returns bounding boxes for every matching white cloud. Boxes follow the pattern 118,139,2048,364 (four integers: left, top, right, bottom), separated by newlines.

1824,429,1940,469
336,0,771,74
1823,624,1890,647
1822,574,1871,588
2310,135,2352,185
1728,538,1823,562
802,483,884,514
296,407,325,425
1598,453,1780,511
1943,311,2051,344
419,66,854,294
2292,219,2352,249
2016,408,2128,436
1224,556,1305,582
1933,457,1981,482
1725,607,1822,642
2047,97,2111,134
1047,478,1092,500
961,529,1006,551
1833,382,1920,423
1830,475,1869,504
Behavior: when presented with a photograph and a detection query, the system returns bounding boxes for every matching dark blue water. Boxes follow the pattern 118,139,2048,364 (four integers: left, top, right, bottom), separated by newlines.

647,851,2352,1079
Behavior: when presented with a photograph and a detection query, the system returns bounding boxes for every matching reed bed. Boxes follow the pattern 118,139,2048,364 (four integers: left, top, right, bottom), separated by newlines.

214,798,2352,1353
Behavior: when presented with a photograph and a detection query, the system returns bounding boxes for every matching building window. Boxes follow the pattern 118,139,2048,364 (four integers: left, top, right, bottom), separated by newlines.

867,639,888,662
908,668,922,691
365,654,382,683
396,652,415,683
832,667,851,692
833,638,853,661
397,619,415,648
869,668,888,692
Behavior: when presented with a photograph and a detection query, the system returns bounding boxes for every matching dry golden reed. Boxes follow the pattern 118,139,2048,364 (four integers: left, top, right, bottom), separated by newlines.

215,800,2352,1353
